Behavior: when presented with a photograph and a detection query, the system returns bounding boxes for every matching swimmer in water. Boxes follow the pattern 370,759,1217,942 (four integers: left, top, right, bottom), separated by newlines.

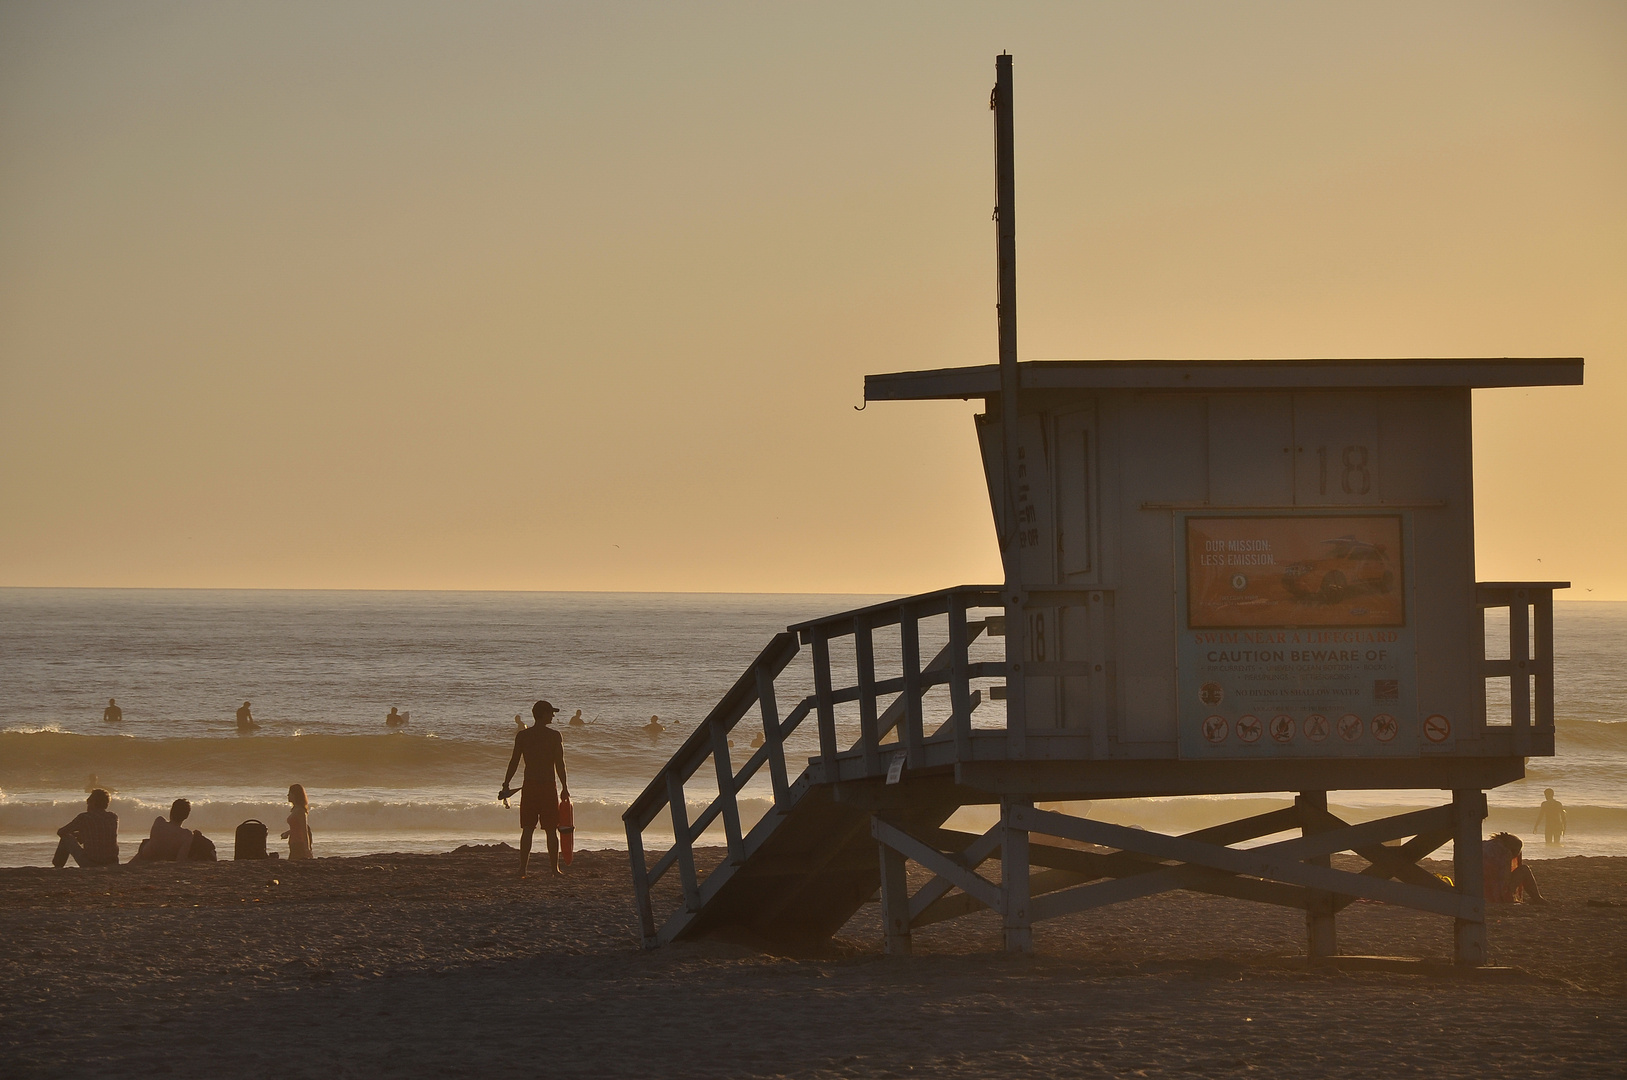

236,701,260,734
103,698,122,723
514,714,526,730
750,729,765,749
386,707,408,728
643,714,665,736
568,709,585,727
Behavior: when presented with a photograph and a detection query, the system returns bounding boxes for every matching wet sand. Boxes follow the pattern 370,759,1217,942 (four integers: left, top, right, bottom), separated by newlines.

2,847,1624,1078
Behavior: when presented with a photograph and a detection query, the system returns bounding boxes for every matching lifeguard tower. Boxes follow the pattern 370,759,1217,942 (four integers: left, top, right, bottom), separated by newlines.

624,56,1580,966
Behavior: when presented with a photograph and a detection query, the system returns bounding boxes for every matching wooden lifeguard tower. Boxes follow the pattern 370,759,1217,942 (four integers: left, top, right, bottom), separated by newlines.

623,56,1580,966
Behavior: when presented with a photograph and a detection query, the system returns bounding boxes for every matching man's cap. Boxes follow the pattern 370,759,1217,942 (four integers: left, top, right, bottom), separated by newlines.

532,700,558,721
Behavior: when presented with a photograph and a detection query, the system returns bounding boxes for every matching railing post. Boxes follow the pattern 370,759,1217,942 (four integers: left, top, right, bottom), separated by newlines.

1001,799,1032,954
709,721,744,863
855,614,882,777
756,664,790,805
1534,588,1555,734
1453,788,1487,967
1510,590,1530,755
900,605,925,769
1005,589,1028,758
626,823,657,947
666,771,701,912
812,625,839,777
948,591,973,761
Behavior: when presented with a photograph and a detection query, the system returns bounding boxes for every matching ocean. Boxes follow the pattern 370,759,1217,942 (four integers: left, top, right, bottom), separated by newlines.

2,589,1622,866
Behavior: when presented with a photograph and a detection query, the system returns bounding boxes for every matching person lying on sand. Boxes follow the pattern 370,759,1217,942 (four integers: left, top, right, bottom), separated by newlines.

501,700,569,879
1484,832,1548,904
53,788,120,868
130,799,196,863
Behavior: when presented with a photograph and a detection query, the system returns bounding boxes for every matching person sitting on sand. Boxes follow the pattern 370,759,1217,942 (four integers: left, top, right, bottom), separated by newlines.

568,709,585,727
130,799,195,863
1535,788,1567,845
1484,832,1547,904
282,784,313,859
53,788,120,868
500,699,570,879
103,698,122,723
386,707,407,728
236,701,260,734
643,714,664,736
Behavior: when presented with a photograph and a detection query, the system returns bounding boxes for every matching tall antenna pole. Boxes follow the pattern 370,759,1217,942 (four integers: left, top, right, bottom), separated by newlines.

993,53,1027,753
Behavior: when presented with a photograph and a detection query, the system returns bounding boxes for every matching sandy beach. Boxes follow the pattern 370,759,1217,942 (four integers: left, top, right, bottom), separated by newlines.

2,847,1624,1078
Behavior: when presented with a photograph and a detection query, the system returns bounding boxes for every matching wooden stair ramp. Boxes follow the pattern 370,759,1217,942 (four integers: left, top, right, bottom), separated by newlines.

622,588,1005,948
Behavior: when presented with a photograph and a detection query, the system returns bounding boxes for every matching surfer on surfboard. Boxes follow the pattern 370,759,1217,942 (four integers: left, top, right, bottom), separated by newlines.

500,699,570,879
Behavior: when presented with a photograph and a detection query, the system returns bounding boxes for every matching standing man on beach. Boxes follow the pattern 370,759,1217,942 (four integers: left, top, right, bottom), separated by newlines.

501,700,569,879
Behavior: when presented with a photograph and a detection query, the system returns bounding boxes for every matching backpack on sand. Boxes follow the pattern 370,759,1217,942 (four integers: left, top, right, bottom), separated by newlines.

189,831,218,861
234,819,269,860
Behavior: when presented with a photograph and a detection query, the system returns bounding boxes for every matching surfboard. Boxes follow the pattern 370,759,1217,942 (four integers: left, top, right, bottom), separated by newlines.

558,795,575,866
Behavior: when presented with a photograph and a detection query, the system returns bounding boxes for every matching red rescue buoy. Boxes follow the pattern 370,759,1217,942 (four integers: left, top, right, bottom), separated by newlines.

558,795,575,866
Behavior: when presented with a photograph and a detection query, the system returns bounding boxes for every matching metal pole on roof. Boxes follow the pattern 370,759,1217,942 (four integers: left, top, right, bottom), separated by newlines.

993,53,1027,753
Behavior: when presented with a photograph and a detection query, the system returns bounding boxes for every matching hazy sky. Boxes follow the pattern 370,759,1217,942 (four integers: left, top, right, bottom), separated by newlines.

2,2,1623,595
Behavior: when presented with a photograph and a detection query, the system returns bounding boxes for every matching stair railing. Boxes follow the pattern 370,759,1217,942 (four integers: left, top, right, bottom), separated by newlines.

622,585,1005,946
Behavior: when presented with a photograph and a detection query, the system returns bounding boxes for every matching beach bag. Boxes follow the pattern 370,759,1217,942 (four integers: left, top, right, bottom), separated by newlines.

189,831,217,862
234,819,269,860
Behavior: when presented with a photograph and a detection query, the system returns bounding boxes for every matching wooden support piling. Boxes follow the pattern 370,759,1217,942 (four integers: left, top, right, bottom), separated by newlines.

1297,791,1337,959
1453,788,1487,967
1002,799,1033,954
877,824,913,955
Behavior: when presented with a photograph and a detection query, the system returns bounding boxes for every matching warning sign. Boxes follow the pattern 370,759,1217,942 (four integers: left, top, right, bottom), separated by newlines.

1423,714,1451,744
1176,513,1419,759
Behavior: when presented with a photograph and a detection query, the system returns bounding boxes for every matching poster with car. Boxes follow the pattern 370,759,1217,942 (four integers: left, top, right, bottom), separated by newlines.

1176,514,1419,759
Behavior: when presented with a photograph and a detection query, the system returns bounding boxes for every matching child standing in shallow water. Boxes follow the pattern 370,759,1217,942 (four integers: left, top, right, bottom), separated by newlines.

282,784,313,859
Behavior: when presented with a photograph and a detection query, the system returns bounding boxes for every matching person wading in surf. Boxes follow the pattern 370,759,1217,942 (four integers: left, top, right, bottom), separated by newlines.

501,699,569,879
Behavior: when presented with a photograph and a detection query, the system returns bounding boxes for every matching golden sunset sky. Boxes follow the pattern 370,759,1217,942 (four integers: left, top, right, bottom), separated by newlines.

2,3,1622,595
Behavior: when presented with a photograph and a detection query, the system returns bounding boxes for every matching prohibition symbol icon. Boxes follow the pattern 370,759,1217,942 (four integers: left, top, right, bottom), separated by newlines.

1337,713,1364,741
1269,714,1295,743
1423,714,1452,743
1202,715,1229,744
1371,713,1398,743
1236,714,1262,744
1304,713,1330,742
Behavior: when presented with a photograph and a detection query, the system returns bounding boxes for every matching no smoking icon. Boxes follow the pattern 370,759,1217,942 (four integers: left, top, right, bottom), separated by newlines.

1337,713,1363,741
1423,714,1451,743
